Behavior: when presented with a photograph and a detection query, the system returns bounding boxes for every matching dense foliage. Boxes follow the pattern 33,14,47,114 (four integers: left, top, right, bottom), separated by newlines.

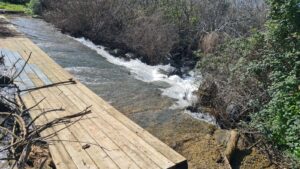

250,0,300,158
198,0,300,160
27,0,41,14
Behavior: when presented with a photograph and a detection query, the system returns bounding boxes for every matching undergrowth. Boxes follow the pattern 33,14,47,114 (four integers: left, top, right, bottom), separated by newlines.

197,0,300,165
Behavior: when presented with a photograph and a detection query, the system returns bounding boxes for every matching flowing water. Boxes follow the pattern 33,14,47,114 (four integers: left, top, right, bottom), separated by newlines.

7,16,226,168
9,16,216,125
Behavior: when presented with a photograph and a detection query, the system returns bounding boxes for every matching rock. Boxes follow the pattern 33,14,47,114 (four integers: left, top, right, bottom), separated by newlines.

182,60,197,68
213,129,231,146
168,69,182,77
125,53,138,59
226,103,242,121
205,134,211,140
186,106,199,112
108,48,126,58
103,47,111,51
121,57,130,61
107,49,116,56
107,48,139,61
157,68,169,76
157,66,179,77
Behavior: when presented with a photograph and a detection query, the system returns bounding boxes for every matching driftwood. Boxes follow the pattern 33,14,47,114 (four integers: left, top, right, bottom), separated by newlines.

225,130,239,161
221,130,239,169
10,52,31,84
0,112,26,137
0,52,91,169
19,78,76,92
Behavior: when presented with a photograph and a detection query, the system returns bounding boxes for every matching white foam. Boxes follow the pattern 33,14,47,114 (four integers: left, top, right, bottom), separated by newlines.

73,37,215,123
184,110,217,125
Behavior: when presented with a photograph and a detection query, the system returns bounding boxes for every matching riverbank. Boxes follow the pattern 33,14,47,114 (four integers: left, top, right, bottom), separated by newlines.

30,0,300,166
7,15,278,169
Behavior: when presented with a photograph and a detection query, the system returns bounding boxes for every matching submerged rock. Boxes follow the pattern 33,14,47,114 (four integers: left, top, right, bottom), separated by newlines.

108,48,126,58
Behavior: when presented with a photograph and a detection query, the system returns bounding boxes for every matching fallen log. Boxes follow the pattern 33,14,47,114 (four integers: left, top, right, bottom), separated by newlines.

224,129,239,168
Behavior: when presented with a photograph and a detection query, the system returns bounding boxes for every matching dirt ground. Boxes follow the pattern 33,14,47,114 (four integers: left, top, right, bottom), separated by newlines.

145,113,276,169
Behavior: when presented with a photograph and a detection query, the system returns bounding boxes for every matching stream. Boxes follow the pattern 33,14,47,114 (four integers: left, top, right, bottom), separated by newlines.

7,16,224,168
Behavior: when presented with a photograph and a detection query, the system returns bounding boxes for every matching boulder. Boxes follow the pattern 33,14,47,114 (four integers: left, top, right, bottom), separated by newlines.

197,79,218,107
226,103,242,121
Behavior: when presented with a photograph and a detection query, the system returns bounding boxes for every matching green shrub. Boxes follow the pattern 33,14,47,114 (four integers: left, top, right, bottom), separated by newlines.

197,0,300,161
250,49,300,159
28,0,41,14
249,0,300,159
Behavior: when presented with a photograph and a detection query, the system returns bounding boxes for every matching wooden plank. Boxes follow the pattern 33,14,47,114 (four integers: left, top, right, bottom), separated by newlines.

25,66,143,169
0,33,187,168
9,39,139,169
4,42,101,169
43,86,143,169
27,89,99,169
29,64,53,85
17,38,187,168
0,49,35,90
21,93,79,169
17,37,186,168
52,86,161,169
0,42,79,169
31,85,118,169
55,80,175,169
18,38,178,168
8,43,118,169
71,80,187,168
16,37,163,169
19,40,187,168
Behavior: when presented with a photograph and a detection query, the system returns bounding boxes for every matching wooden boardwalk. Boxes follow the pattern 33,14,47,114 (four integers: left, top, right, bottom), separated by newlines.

0,16,187,169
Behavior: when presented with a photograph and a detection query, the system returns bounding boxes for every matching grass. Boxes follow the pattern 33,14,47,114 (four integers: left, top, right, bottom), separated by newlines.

0,2,27,12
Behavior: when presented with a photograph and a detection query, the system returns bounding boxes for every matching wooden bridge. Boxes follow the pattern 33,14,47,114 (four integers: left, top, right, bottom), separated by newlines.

0,16,187,169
